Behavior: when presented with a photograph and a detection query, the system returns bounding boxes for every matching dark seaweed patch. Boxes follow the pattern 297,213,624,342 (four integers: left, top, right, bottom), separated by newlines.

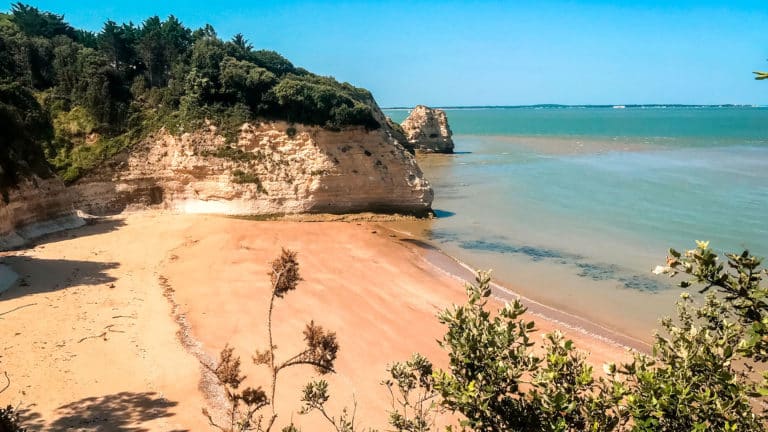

575,263,665,292
431,233,669,293
458,240,576,262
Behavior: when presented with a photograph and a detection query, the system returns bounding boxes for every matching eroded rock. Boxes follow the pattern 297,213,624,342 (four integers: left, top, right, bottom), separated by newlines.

70,121,433,217
400,105,454,153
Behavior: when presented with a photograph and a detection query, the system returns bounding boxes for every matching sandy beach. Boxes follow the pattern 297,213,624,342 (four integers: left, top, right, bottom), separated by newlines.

0,213,632,431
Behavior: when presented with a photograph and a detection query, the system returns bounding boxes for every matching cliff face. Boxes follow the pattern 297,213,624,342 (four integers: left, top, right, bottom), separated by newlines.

70,121,433,217
401,105,454,153
0,176,83,250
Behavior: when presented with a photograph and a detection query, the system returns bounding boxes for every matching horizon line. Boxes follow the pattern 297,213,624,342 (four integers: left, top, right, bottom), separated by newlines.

382,103,765,110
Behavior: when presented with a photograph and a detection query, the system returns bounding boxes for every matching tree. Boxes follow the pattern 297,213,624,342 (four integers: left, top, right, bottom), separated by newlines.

137,15,191,87
9,2,74,39
229,33,253,60
220,57,277,112
98,20,137,72
0,83,53,198
248,50,295,76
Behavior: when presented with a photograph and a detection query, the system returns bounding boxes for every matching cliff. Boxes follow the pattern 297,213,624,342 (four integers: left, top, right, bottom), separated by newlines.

400,105,455,153
70,121,433,217
0,176,84,250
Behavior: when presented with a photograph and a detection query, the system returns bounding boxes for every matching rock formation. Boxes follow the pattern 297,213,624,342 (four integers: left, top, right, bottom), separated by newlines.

0,176,83,249
69,121,433,217
1,112,434,250
400,105,454,153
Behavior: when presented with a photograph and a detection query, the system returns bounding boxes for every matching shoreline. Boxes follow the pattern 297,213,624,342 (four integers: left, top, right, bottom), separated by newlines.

0,212,633,430
378,224,650,353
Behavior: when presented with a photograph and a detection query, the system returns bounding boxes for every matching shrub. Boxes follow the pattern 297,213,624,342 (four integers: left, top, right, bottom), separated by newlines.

203,249,339,432
417,244,768,432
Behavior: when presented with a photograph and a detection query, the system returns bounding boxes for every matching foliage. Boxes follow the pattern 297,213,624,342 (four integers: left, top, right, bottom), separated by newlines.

10,2,74,39
299,380,364,432
0,82,53,198
618,293,764,431
0,405,27,432
203,249,340,432
431,272,625,432
655,241,768,400
0,3,382,184
382,354,438,432
413,246,767,432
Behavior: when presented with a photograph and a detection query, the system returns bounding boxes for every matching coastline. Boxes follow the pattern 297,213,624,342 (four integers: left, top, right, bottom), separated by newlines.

0,213,633,430
379,225,650,353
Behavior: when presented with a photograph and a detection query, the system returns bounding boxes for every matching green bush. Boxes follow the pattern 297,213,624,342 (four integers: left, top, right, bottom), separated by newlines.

405,243,768,432
0,82,53,196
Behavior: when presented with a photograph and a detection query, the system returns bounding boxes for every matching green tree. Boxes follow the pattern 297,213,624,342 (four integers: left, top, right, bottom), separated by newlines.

248,50,296,76
98,20,137,72
0,83,53,198
229,33,253,60
9,2,74,39
137,15,190,87
220,57,277,112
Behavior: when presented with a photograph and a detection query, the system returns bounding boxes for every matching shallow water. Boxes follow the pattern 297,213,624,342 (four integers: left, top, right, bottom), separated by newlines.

385,107,768,341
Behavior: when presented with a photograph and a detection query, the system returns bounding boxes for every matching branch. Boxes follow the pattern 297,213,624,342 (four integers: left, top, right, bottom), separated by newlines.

0,371,9,394
0,303,37,318
279,359,335,374
202,407,228,432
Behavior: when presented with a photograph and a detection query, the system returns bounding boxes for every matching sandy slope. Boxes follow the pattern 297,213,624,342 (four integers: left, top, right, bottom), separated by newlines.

0,213,631,431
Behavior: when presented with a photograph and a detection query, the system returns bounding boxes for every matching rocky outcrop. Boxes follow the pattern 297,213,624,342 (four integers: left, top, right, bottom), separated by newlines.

0,176,84,250
400,105,454,153
70,121,433,217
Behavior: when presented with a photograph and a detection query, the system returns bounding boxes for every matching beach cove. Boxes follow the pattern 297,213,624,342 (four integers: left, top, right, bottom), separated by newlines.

0,213,632,431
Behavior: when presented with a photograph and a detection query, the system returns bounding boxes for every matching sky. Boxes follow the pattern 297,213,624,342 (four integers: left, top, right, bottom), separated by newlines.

13,1,768,107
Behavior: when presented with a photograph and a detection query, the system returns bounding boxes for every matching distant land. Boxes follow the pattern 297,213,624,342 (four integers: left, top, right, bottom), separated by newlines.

384,104,764,110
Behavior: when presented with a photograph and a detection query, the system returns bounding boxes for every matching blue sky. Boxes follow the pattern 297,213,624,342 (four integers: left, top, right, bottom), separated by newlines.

14,1,768,106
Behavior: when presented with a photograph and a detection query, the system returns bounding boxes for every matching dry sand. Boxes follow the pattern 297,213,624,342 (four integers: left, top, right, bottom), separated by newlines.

0,213,632,431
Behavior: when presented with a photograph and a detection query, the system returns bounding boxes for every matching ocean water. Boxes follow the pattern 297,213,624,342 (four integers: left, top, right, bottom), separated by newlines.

385,107,768,342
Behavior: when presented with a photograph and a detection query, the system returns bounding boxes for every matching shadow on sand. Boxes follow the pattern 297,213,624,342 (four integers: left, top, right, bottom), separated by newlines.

48,392,187,432
0,257,119,302
27,218,127,249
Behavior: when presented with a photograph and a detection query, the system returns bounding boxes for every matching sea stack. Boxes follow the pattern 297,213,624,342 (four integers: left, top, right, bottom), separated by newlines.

400,105,455,153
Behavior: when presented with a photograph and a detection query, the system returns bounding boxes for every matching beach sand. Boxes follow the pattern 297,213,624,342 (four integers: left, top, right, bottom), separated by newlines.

0,213,633,431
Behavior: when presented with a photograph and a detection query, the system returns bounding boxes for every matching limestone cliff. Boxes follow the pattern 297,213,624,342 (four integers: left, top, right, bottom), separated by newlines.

70,121,433,217
401,105,454,153
0,176,83,250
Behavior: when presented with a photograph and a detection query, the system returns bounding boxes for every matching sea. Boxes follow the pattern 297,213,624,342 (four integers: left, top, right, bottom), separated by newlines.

384,106,768,342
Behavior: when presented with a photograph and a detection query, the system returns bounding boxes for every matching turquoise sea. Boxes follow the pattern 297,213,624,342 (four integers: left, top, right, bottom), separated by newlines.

385,107,768,342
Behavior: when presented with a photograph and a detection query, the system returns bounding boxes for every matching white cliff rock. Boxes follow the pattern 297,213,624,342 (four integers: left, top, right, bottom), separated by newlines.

400,105,454,153
0,176,84,250
70,121,433,216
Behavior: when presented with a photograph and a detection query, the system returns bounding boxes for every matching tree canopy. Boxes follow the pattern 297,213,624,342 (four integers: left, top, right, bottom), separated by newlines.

0,3,381,184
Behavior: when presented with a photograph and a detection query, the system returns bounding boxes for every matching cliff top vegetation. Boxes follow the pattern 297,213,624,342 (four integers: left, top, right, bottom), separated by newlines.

0,2,381,185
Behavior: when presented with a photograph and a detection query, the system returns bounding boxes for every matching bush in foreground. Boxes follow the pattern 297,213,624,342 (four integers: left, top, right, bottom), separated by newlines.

203,243,766,432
